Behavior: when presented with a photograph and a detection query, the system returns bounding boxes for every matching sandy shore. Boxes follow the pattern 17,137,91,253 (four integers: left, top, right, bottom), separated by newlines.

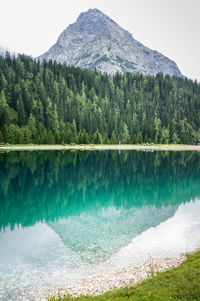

1,144,200,151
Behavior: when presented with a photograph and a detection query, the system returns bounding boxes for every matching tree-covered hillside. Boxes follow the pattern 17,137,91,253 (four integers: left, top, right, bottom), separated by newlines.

0,53,199,144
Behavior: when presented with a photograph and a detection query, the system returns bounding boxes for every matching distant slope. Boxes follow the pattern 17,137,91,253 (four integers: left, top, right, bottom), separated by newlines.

0,46,10,56
38,8,182,76
0,45,17,57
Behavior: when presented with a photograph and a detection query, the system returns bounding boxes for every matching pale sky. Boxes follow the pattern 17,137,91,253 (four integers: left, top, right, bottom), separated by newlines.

0,0,199,81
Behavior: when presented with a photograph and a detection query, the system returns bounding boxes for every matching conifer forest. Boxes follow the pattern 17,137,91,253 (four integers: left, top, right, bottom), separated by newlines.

0,53,200,144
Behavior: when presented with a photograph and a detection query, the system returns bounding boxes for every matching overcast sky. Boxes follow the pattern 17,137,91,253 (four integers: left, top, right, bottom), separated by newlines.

0,0,199,81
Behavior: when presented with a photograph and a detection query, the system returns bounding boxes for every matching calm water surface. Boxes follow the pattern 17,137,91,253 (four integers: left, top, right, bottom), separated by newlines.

0,150,200,300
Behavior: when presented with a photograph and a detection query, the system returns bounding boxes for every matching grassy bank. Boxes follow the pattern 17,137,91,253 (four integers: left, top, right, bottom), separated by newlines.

49,250,200,301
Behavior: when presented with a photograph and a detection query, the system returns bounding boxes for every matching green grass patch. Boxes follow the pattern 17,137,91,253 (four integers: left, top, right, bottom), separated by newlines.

49,250,200,301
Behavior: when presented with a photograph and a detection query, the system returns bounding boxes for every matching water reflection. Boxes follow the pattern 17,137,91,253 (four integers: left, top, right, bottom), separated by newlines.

49,205,177,263
0,150,199,231
0,150,200,299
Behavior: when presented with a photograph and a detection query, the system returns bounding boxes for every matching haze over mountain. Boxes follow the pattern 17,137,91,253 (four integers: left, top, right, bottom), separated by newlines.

38,8,182,76
0,45,17,57
0,46,10,56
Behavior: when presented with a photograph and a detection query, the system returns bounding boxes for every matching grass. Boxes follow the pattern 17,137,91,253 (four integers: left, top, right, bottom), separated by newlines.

49,250,200,301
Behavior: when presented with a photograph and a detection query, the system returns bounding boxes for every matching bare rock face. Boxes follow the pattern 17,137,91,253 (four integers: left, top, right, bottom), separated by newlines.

38,9,182,76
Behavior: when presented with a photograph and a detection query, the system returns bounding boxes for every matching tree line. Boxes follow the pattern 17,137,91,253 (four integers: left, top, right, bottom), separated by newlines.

0,53,200,144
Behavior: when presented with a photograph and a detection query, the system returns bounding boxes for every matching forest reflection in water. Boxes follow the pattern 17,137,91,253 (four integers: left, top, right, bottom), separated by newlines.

0,150,200,300
0,150,200,231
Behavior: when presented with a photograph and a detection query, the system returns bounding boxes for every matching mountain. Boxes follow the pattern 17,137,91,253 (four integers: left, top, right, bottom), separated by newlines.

0,46,10,56
0,45,16,57
49,204,178,263
38,8,182,76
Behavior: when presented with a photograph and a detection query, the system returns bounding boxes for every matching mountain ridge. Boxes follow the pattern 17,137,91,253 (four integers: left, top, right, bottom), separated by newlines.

0,45,17,57
0,46,10,56
38,8,182,76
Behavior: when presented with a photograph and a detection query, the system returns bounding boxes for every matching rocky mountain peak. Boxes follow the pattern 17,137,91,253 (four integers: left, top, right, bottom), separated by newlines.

38,9,182,77
57,8,119,45
76,8,115,26
78,8,109,20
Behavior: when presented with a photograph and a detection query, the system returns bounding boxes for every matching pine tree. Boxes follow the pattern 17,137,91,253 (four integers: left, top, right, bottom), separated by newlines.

160,127,170,144
0,90,8,126
27,113,37,142
154,114,161,144
121,123,130,144
93,130,103,144
0,54,199,145
82,129,90,144
7,124,19,144
17,97,25,127
110,131,117,144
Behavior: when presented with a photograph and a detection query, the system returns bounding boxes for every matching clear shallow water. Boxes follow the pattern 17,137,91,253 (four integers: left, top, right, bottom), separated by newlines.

0,150,200,300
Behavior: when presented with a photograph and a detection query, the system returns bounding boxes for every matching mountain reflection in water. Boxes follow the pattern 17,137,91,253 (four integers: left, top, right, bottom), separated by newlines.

0,150,200,300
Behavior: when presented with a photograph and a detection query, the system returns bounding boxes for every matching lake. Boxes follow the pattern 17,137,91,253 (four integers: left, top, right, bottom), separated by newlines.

0,150,200,300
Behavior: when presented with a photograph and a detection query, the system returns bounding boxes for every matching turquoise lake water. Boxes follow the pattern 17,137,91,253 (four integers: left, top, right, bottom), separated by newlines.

0,150,200,300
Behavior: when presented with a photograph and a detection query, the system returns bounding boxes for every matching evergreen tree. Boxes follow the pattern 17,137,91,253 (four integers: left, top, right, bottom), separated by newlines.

121,123,130,144
110,131,118,144
27,113,37,142
93,130,103,144
0,54,199,145
7,124,19,144
160,127,170,144
82,129,90,144
0,90,8,126
17,97,25,127
154,114,162,144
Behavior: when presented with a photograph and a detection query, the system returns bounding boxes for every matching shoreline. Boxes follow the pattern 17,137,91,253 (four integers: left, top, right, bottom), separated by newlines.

48,198,200,300
49,250,197,299
1,144,200,151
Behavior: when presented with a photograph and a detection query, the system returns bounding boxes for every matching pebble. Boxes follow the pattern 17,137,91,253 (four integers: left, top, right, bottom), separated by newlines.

47,254,189,300
11,248,196,300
